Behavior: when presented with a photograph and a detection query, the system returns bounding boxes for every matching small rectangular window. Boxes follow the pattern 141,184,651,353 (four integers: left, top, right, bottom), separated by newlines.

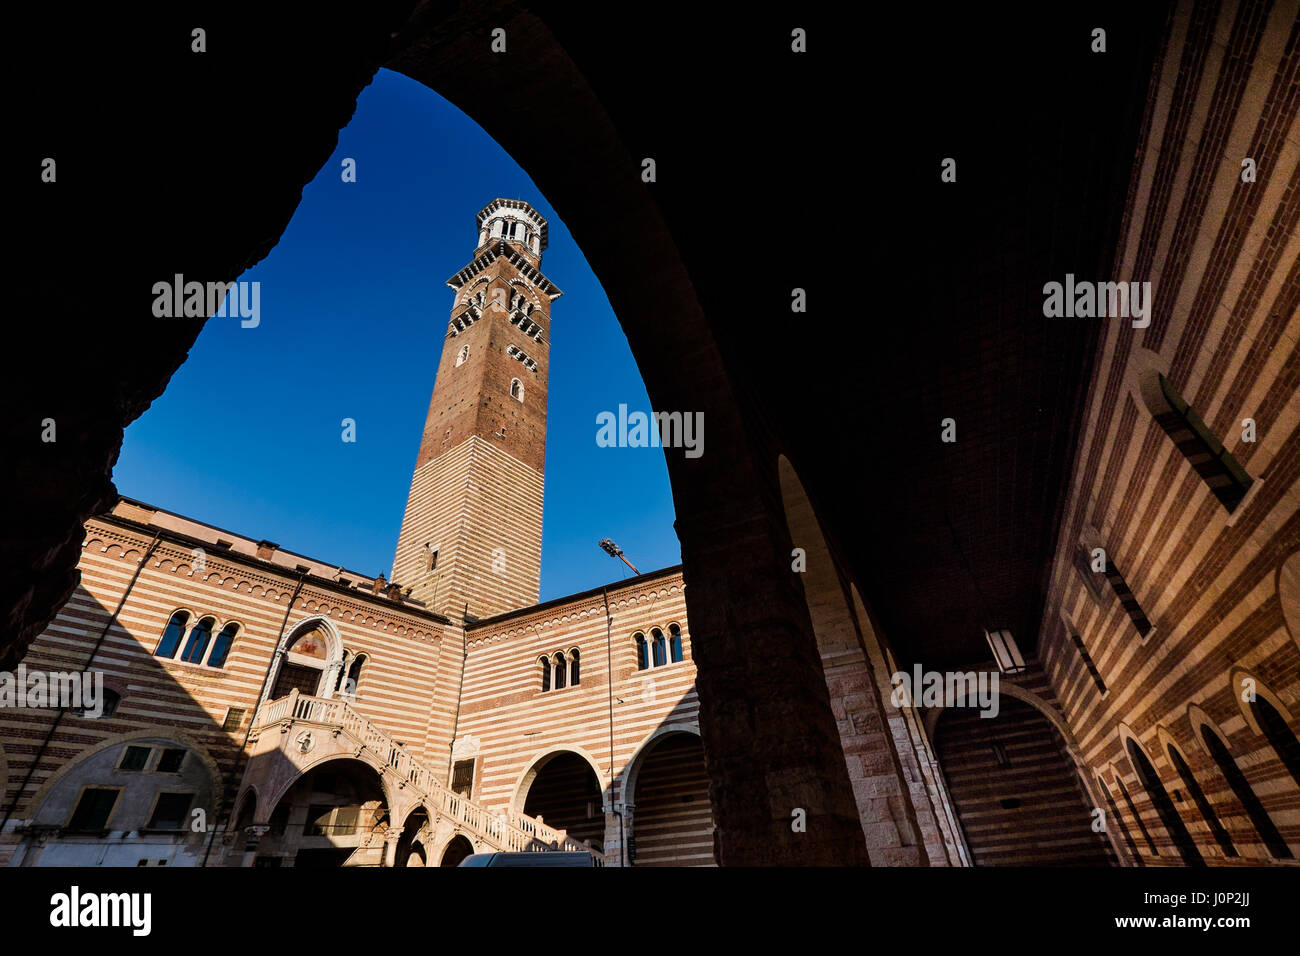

66,787,119,832
147,792,193,830
222,708,246,732
156,748,186,774
1102,554,1154,638
1067,625,1107,695
1073,546,1104,599
451,759,475,798
118,745,152,772
1153,374,1254,511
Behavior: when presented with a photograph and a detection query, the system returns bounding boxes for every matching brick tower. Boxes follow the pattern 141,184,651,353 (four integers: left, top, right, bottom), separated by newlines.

392,199,561,618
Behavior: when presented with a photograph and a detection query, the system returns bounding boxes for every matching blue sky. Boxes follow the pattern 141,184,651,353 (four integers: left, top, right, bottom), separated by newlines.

116,68,680,601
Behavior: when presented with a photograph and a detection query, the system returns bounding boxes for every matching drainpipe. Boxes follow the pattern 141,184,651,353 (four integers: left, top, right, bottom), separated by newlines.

601,585,625,866
200,566,308,866
1,530,162,836
446,602,469,788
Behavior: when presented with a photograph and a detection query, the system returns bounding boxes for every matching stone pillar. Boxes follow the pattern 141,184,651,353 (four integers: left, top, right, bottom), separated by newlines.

241,825,269,867
677,503,871,866
384,827,404,867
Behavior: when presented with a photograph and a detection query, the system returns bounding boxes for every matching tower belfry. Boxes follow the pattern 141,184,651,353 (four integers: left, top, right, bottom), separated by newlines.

392,199,562,618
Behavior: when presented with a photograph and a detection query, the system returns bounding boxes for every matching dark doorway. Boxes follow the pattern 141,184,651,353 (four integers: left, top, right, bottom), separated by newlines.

440,835,474,867
630,734,713,866
521,752,604,852
273,662,323,699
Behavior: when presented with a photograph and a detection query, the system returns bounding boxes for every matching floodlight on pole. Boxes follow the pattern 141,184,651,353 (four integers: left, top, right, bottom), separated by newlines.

598,538,640,576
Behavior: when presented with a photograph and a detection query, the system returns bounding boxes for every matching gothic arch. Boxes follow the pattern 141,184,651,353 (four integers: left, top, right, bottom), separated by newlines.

617,722,702,811
1229,668,1296,737
255,754,399,828
267,615,346,702
510,745,607,816
923,679,1076,751
1119,724,1203,865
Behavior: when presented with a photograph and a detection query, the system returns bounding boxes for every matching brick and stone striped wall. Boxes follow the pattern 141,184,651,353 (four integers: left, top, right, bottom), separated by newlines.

1038,0,1300,866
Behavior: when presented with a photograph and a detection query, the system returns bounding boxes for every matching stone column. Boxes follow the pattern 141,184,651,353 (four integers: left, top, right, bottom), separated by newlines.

240,824,269,867
384,827,404,867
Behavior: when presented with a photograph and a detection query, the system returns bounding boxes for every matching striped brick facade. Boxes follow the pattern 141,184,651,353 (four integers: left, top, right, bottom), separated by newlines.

0,501,456,867
1037,0,1300,866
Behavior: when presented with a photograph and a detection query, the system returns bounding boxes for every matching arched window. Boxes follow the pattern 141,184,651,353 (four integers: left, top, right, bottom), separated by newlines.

510,378,524,402
1097,776,1140,861
1145,372,1253,511
1166,743,1236,857
344,653,365,696
456,344,469,367
569,649,580,687
668,624,683,663
553,652,567,690
207,623,238,668
651,629,666,667
540,656,552,692
155,611,190,658
1115,773,1159,855
1125,738,1202,865
1251,696,1300,790
1199,724,1291,859
180,617,215,665
337,651,351,692
634,633,648,671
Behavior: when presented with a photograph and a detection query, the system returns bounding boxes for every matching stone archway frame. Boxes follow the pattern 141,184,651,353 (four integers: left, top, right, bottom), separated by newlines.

1116,722,1158,781
433,831,479,865
1228,667,1296,737
20,728,225,825
1185,704,1234,763
923,679,1080,752
265,614,347,704
253,753,403,829
509,744,609,819
616,722,703,813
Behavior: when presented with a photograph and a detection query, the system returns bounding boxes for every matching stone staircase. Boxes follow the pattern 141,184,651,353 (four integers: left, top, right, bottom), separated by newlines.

251,690,601,860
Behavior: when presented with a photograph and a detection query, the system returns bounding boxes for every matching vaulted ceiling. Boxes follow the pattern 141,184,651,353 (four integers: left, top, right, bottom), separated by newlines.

7,0,1168,682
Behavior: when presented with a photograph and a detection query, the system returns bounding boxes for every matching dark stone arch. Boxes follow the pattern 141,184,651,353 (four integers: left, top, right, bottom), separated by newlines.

934,697,1111,866
440,834,474,867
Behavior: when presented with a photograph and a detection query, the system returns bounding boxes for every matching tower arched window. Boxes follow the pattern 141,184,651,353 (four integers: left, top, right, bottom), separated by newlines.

180,616,215,665
510,378,524,402
634,632,648,671
208,622,239,668
669,624,683,663
456,344,469,367
155,611,190,658
1199,724,1291,859
553,652,567,690
569,648,580,687
651,628,666,668
540,656,552,692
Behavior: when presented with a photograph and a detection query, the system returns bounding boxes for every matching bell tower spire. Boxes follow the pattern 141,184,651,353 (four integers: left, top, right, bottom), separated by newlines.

392,199,561,618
